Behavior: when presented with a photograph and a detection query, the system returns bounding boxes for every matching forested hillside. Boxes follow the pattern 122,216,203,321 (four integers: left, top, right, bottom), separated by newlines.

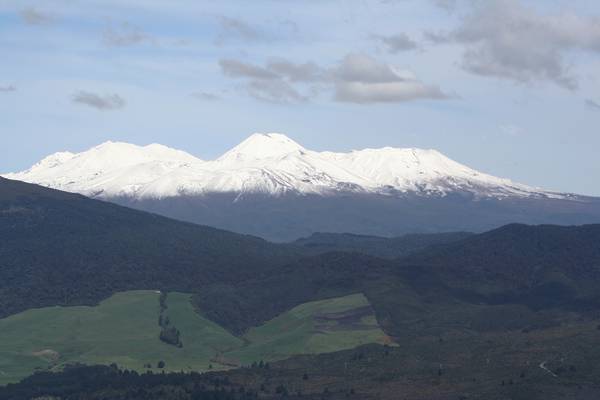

0,177,298,318
292,231,473,259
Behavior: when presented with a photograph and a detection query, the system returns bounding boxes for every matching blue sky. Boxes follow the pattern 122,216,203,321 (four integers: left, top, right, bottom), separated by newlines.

1,0,599,195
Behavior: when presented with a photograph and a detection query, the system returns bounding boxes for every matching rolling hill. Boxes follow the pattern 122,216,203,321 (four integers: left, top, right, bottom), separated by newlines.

400,223,600,306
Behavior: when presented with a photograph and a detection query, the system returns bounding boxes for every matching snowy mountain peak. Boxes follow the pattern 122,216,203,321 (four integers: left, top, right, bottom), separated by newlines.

217,133,306,163
3,133,559,200
87,141,202,164
34,151,76,170
3,141,204,198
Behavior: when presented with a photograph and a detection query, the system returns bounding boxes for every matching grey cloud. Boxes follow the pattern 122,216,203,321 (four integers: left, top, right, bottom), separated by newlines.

586,99,600,111
0,85,16,92
334,81,447,103
432,0,600,90
423,30,452,44
219,59,279,80
219,54,449,105
374,33,418,53
215,17,265,45
246,80,307,104
20,8,53,25
332,54,449,104
103,23,153,47
219,58,313,104
334,53,409,83
72,91,126,110
266,59,326,82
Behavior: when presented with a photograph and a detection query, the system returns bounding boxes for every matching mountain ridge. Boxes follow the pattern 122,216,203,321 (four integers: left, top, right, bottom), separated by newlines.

3,133,562,200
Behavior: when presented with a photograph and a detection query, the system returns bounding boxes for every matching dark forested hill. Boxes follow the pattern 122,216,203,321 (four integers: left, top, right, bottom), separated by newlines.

397,223,600,310
0,177,299,318
292,231,473,259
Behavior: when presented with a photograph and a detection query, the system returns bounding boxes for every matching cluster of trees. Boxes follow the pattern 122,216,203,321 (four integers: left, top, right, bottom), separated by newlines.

143,361,166,369
160,326,182,347
0,364,260,400
158,292,183,348
249,360,270,369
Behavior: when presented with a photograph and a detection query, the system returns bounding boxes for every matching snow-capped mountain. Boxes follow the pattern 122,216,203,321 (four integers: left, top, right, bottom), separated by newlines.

3,133,555,200
4,141,203,199
5,133,598,241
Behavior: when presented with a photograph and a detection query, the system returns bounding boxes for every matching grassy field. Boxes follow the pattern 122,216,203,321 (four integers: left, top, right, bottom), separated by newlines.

229,293,390,364
0,291,247,385
0,291,388,385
